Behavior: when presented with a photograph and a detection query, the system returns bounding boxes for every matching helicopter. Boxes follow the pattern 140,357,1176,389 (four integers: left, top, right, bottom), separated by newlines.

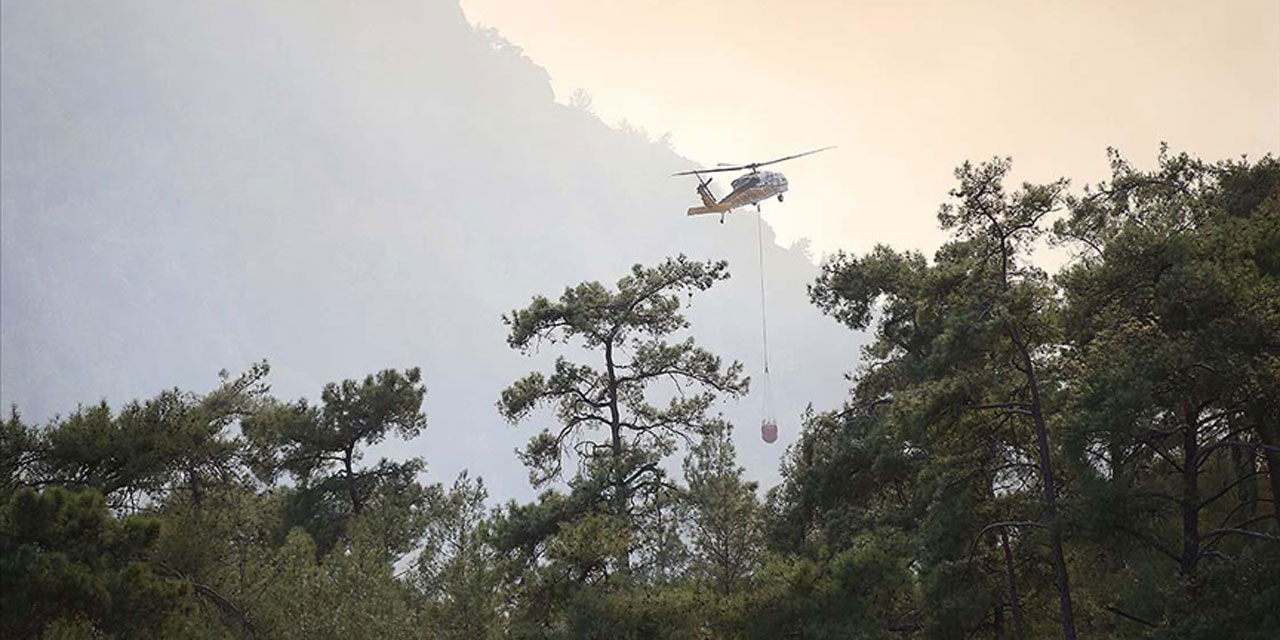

672,146,834,222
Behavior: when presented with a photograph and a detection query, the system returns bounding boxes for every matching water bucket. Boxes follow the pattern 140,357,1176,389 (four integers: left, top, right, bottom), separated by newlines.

761,420,778,443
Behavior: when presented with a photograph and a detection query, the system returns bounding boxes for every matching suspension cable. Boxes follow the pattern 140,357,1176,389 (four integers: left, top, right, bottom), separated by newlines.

756,210,774,421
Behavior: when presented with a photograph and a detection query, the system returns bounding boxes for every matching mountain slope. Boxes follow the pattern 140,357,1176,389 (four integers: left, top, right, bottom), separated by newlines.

1,0,863,498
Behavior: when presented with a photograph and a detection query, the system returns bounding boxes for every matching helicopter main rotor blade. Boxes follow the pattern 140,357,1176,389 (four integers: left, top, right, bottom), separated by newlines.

750,146,836,170
670,146,835,177
671,165,753,176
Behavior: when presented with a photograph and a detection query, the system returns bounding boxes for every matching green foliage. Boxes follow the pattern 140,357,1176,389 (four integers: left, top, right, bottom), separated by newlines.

245,526,421,640
777,150,1280,639
802,157,1078,638
244,368,430,557
1,364,435,639
500,256,747,494
245,368,425,490
498,256,748,594
2,150,1276,640
0,488,188,639
14,363,269,510
1053,149,1280,631
744,536,916,640
1150,544,1280,639
415,472,502,640
683,424,763,597
0,408,38,496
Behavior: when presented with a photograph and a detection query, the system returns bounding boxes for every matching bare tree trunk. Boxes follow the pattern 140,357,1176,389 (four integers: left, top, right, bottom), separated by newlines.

1000,529,1026,640
1256,422,1280,523
990,219,1075,639
1179,410,1201,576
994,602,1004,639
604,340,629,573
1013,325,1077,640
188,468,203,511
604,341,625,510
344,446,362,515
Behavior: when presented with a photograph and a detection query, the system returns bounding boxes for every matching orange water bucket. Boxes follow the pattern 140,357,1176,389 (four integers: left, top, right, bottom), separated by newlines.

761,420,778,443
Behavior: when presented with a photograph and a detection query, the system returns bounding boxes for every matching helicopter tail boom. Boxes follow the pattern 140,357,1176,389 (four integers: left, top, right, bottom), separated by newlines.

687,205,729,216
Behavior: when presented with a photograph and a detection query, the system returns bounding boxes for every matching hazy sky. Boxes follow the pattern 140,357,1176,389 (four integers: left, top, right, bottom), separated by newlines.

2,0,1276,501
462,0,1280,256
1,0,862,498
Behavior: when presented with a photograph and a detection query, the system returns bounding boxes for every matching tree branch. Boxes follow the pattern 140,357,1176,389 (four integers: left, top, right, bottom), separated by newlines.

1199,470,1265,510
1104,605,1156,628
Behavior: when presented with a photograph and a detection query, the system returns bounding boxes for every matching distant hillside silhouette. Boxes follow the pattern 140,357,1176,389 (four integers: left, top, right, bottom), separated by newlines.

1,0,863,499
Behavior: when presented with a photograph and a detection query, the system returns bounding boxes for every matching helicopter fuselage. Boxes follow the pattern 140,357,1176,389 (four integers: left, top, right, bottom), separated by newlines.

676,146,831,218
722,170,788,210
687,170,788,217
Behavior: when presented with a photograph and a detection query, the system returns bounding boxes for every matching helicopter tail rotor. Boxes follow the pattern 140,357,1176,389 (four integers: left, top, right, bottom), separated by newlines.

692,173,718,208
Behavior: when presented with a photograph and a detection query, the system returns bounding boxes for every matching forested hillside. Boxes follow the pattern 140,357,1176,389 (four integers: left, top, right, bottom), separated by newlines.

4,150,1276,639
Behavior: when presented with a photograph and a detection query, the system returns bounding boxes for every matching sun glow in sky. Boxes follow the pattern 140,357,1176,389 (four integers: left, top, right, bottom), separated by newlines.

461,0,1280,258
